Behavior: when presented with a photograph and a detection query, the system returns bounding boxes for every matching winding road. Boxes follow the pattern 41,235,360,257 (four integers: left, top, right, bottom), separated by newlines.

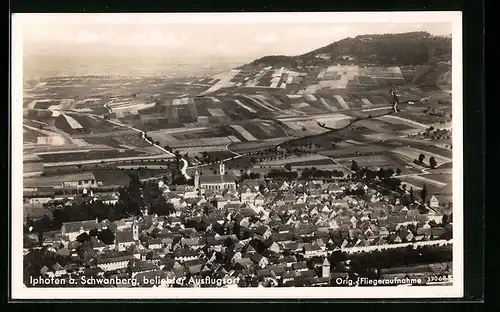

94,116,191,180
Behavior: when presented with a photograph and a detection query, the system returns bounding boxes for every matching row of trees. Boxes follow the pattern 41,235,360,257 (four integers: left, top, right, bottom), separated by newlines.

300,167,344,180
415,153,439,169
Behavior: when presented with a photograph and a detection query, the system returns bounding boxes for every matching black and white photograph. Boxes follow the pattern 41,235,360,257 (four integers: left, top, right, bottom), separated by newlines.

11,12,463,299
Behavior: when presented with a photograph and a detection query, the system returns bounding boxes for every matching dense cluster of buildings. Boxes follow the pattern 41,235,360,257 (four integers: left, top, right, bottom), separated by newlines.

24,162,452,288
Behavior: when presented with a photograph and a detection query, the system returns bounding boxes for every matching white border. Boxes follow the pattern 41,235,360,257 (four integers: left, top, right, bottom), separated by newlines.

11,11,463,300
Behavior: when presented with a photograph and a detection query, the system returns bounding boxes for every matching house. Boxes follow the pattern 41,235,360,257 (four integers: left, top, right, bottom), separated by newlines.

282,270,297,283
173,248,198,262
115,230,136,251
234,257,254,269
99,193,119,205
52,263,67,277
181,237,204,250
148,238,163,250
129,261,160,278
254,193,265,206
227,251,242,264
61,220,100,241
292,261,308,272
240,187,259,204
254,226,272,241
428,195,440,208
251,253,269,269
184,259,205,276
97,252,135,271
303,243,325,258
82,267,105,278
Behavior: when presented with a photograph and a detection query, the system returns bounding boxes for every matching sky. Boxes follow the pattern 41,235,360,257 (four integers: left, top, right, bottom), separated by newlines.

16,13,454,77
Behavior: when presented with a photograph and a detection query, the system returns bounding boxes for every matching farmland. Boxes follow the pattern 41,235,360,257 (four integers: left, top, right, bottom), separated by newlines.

23,50,453,196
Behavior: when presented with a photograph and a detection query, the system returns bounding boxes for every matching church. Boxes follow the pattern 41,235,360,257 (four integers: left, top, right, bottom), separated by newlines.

194,162,236,195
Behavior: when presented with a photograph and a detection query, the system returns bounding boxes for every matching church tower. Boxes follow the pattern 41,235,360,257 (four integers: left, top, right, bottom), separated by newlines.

132,218,139,241
219,162,225,176
194,169,200,190
322,258,331,279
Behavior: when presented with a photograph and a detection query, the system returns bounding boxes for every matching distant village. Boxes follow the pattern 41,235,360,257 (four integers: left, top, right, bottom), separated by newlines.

23,162,453,288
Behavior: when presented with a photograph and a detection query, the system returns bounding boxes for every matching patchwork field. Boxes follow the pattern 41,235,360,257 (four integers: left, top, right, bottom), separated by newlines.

23,63,450,177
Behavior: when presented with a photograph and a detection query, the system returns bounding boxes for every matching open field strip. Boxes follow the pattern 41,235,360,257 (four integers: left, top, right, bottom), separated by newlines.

177,146,227,153
356,120,392,133
62,114,83,129
361,98,373,106
71,129,137,139
291,102,310,109
316,114,352,128
392,147,451,164
233,99,257,113
170,137,234,147
148,127,210,135
260,154,331,166
378,115,429,129
23,124,61,137
344,140,365,145
35,136,70,146
304,94,318,102
230,137,290,153
404,175,447,188
254,95,283,111
333,95,350,109
362,106,393,112
35,149,91,155
255,122,273,136
207,108,226,117
269,97,283,106
229,125,257,141
29,119,49,126
42,154,172,167
319,97,337,111
228,136,241,143
240,95,274,112
335,155,393,167
72,139,94,147
200,70,240,95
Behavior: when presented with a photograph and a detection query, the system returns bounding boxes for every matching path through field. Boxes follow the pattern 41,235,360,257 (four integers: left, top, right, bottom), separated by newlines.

92,115,191,180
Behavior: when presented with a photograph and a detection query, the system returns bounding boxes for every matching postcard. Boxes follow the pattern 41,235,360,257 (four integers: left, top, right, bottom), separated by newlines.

11,11,463,299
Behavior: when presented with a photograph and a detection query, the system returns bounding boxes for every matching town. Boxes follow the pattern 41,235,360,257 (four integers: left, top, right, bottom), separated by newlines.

21,29,454,288
23,157,453,288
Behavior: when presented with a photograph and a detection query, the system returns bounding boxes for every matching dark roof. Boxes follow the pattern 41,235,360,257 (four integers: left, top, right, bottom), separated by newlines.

115,230,134,243
61,220,100,233
292,262,307,270
173,248,198,257
255,226,270,236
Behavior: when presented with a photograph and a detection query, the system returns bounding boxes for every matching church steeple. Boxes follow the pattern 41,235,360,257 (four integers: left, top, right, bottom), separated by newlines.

132,218,139,241
219,161,225,176
194,168,200,190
